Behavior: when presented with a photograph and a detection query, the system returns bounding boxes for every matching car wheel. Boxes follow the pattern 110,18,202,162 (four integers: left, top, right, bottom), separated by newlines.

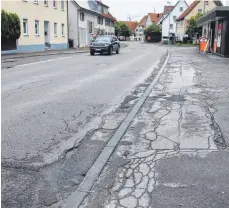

116,46,120,54
90,51,95,56
108,47,113,55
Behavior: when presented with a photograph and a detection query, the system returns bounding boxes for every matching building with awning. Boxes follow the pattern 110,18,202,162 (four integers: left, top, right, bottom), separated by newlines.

197,6,229,57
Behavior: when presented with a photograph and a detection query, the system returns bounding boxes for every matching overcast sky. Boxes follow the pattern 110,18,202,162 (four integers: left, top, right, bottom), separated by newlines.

102,0,228,21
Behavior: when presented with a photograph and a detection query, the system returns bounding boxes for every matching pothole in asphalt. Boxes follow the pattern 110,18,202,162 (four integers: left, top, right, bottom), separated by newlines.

165,95,186,102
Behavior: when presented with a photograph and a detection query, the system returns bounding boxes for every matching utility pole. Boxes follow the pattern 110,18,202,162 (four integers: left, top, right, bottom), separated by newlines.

167,0,171,45
127,15,132,21
127,14,140,22
203,1,206,14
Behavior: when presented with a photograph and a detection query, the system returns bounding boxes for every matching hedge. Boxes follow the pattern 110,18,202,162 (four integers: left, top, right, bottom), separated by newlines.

1,9,21,41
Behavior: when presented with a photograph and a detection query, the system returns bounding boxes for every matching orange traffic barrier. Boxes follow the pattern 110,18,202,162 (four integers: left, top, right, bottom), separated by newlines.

200,41,207,52
213,42,217,52
199,37,208,52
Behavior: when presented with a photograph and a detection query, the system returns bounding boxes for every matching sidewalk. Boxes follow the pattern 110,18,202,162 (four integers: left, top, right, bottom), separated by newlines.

1,48,89,61
78,47,229,208
1,42,128,61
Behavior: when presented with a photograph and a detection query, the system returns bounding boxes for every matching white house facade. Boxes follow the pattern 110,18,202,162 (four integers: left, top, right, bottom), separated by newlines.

161,0,188,42
68,0,115,48
134,25,145,41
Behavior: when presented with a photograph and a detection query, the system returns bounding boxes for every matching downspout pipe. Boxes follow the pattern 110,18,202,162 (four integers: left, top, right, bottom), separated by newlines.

66,0,69,48
77,9,80,48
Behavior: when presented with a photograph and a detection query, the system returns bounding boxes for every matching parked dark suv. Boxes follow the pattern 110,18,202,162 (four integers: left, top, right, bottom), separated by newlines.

90,35,120,56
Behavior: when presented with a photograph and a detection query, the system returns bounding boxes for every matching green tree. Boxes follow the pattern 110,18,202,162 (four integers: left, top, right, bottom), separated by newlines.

144,24,162,34
120,23,132,39
1,10,9,40
115,21,121,37
1,10,21,41
214,0,223,6
9,13,21,40
115,21,132,39
187,13,203,35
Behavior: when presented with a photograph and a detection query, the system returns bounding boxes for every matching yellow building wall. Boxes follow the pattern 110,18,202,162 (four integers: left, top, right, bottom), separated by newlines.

2,0,68,47
186,1,217,20
184,1,217,31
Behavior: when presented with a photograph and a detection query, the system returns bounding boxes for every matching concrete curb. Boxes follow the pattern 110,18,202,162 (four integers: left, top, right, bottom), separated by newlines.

2,43,129,61
1,50,89,61
63,50,171,208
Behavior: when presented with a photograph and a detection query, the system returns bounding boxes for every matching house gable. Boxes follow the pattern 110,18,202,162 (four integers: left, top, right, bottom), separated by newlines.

139,15,147,27
185,0,218,20
162,0,189,38
177,0,218,21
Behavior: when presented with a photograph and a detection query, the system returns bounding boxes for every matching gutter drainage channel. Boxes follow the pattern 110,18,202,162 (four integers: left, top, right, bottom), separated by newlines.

63,50,171,208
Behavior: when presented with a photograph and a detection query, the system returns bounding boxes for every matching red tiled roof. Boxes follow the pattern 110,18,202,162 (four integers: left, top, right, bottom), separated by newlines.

176,1,199,21
139,15,147,27
164,6,175,14
102,12,117,22
155,13,163,24
120,21,139,32
148,13,163,24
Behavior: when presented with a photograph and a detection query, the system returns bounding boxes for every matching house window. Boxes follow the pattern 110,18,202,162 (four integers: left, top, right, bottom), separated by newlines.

88,22,93,33
44,0,48,6
34,0,38,4
173,16,177,20
35,20,39,35
98,16,103,25
61,24,64,36
205,1,209,5
61,0,64,10
80,13,84,21
23,19,28,35
53,0,56,8
105,19,110,26
180,7,183,12
54,23,57,36
170,24,173,29
198,9,203,14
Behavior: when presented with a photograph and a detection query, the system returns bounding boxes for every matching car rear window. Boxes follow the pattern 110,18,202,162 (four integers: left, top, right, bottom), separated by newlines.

95,36,111,42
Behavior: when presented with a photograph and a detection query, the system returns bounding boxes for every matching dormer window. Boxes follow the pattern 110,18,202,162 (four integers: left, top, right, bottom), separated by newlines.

80,13,84,21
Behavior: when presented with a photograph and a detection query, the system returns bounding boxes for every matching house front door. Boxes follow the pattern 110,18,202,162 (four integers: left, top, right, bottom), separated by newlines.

44,21,50,47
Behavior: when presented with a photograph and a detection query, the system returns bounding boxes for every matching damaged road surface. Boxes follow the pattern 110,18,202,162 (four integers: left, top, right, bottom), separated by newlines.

79,48,229,208
1,42,167,207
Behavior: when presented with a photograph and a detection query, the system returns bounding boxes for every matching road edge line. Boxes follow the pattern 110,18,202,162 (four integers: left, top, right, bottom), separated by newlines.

63,49,171,208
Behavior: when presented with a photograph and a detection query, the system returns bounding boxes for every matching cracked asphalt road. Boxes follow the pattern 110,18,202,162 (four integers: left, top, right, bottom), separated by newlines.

1,42,167,207
80,47,229,208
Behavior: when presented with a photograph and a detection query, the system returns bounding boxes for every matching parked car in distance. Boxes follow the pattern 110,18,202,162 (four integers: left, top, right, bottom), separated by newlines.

90,35,120,56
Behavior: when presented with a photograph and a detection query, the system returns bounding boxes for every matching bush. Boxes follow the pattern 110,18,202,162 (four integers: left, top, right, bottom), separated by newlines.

1,10,21,41
144,24,162,34
1,10,9,40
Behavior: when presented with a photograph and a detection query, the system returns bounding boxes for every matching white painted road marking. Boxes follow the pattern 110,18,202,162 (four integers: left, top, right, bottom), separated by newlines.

13,56,73,68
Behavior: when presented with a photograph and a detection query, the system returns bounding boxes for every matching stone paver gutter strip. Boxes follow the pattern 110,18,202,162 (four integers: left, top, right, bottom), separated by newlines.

63,50,171,208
